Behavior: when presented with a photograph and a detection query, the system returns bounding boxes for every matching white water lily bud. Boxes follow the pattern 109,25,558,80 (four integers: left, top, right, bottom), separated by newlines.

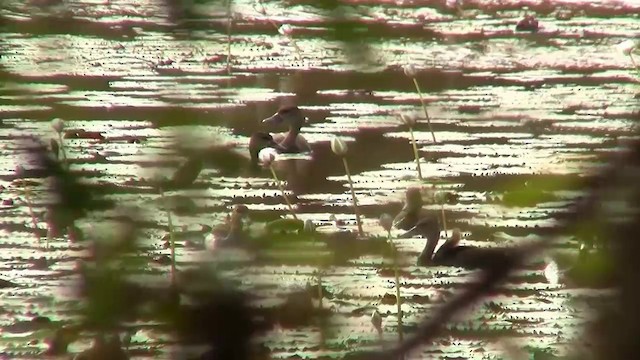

543,258,560,285
258,147,278,166
253,0,266,14
51,118,64,133
278,24,293,37
617,39,638,56
371,310,382,332
303,219,315,233
445,0,458,9
331,137,348,156
403,64,417,78
379,213,393,232
397,112,417,127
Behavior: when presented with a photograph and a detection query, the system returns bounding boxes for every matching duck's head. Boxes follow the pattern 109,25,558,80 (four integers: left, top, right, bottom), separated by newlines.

262,105,306,130
231,204,249,216
228,204,250,232
403,187,424,211
249,132,283,163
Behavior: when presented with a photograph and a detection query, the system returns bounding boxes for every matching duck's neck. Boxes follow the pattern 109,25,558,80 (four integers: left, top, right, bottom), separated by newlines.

281,124,301,150
228,213,244,236
418,235,439,265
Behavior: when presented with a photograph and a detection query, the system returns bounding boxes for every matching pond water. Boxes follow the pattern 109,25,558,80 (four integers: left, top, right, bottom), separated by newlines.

0,0,638,358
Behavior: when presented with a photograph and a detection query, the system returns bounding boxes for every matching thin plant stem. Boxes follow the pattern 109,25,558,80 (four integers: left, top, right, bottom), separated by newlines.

408,126,423,180
263,15,302,60
159,187,176,286
22,183,41,244
57,133,68,167
309,226,323,310
226,0,232,74
341,157,364,236
388,232,403,342
288,39,303,61
317,270,323,310
441,204,447,238
629,53,640,77
269,165,298,220
412,77,437,143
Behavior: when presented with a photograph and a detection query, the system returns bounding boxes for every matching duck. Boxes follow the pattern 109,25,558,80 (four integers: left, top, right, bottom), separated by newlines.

249,131,314,193
562,243,616,288
249,132,287,164
394,187,441,249
206,205,251,250
515,14,539,32
72,333,129,360
261,105,312,154
417,228,513,269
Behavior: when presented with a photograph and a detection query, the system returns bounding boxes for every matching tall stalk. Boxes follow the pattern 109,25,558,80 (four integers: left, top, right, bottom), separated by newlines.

403,65,437,143
331,137,364,236
390,238,403,341
226,0,232,74
341,158,363,236
269,165,298,220
159,186,176,285
412,78,436,143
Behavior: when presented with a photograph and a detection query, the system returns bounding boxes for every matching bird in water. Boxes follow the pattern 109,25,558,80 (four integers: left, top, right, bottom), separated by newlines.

72,333,129,360
206,205,251,250
394,187,441,264
248,132,287,164
250,120,314,193
261,105,312,154
515,14,539,32
417,228,513,269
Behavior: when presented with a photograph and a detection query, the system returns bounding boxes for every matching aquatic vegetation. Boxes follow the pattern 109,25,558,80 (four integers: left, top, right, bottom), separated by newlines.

331,137,363,236
618,39,639,69
254,0,302,60
155,176,177,286
15,165,41,244
397,112,423,180
380,213,403,342
371,309,383,346
51,118,67,166
226,0,233,74
544,258,560,285
432,189,449,237
402,64,436,143
304,219,324,310
260,148,298,219
3,1,640,359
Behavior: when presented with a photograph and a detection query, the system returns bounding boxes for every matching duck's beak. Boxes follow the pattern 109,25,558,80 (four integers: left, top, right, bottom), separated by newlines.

262,112,282,125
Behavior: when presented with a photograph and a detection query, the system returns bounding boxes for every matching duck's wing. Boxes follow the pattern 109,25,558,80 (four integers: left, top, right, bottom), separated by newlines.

271,133,286,144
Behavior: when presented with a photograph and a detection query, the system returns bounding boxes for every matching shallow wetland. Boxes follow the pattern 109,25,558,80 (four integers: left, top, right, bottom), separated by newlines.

0,0,639,359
